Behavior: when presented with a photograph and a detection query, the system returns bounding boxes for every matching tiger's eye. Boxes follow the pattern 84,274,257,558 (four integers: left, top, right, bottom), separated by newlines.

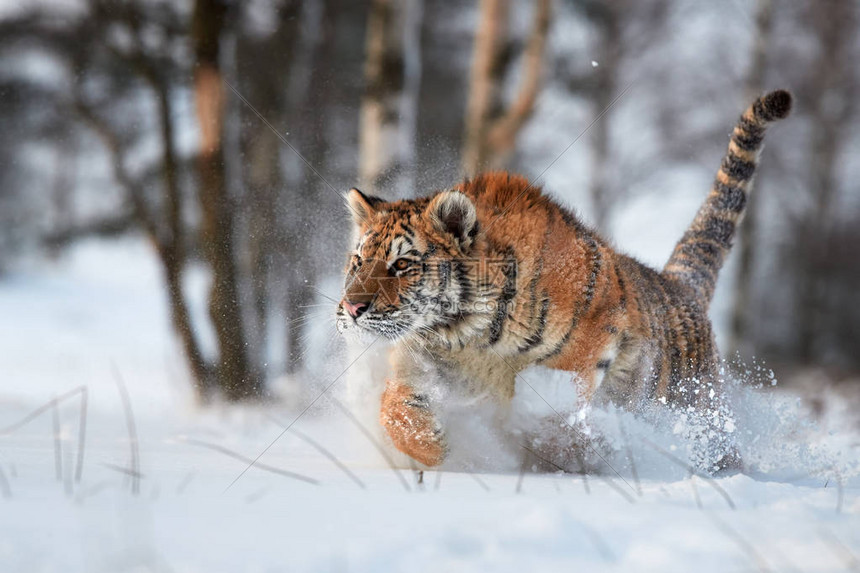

393,258,410,271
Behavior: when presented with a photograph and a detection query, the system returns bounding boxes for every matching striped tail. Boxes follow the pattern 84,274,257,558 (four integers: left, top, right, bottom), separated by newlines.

663,89,792,305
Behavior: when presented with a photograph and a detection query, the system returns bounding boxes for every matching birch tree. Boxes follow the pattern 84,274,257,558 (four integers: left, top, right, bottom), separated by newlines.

192,0,257,399
359,0,423,194
461,0,550,176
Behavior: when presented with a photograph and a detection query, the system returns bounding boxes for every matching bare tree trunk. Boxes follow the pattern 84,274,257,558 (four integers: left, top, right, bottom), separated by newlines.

231,1,303,381
153,79,212,397
73,71,212,399
461,0,550,176
360,0,396,188
461,0,510,176
485,0,550,163
586,2,621,232
247,128,280,376
283,0,338,376
74,2,216,399
192,0,256,400
398,0,423,197
729,0,773,358
795,2,855,363
359,0,424,192
50,139,75,245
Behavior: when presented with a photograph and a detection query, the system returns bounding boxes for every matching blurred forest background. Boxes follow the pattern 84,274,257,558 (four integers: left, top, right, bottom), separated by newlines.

1,0,858,402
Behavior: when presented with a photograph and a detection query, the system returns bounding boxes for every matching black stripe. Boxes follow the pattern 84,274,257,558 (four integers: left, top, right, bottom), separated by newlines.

525,257,544,321
671,245,719,278
651,274,680,400
454,261,472,307
667,268,714,291
700,217,735,246
558,206,588,234
678,234,722,261
438,261,451,290
721,154,756,181
537,236,602,362
518,296,550,353
614,261,627,309
581,237,603,312
537,326,572,363
712,181,747,213
596,359,611,370
738,116,765,138
487,252,517,345
468,221,480,240
732,130,763,152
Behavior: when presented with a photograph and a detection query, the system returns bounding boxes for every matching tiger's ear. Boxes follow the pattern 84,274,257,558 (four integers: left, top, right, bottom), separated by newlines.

346,187,383,226
426,191,478,249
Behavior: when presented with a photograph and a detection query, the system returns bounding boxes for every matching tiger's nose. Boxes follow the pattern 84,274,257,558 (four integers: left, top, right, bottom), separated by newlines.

342,299,369,319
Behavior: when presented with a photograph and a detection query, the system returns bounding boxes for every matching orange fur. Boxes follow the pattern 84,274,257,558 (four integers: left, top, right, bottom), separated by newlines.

337,91,792,469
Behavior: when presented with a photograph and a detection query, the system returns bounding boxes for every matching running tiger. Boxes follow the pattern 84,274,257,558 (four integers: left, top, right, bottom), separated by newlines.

336,90,792,470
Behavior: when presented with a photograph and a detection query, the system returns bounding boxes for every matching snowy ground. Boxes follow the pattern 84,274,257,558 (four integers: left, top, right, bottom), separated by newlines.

1,238,859,573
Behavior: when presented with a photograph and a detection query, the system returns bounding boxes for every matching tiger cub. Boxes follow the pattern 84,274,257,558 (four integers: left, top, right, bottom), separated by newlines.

336,90,792,469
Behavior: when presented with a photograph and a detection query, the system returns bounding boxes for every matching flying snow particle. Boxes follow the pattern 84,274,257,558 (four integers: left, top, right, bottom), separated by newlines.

591,60,599,67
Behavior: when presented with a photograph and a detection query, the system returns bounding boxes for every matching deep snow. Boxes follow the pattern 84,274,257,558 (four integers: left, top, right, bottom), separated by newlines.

1,238,859,573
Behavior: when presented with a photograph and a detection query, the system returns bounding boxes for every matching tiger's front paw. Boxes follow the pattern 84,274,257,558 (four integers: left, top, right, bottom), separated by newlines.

380,384,447,467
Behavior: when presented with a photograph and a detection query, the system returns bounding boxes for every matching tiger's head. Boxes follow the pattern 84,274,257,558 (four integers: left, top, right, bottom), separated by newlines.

336,187,486,342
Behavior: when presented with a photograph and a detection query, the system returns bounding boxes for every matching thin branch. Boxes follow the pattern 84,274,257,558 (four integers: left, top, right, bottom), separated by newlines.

72,98,163,250
0,386,86,435
182,438,318,485
707,512,771,572
689,471,703,509
224,337,381,492
486,0,551,155
516,451,528,494
579,522,616,564
574,449,591,495
288,426,366,490
818,527,860,572
111,364,140,495
327,395,413,493
520,444,634,504
465,469,491,492
829,465,844,514
615,411,642,496
102,462,145,479
407,458,425,491
176,470,196,494
0,465,11,499
488,346,636,495
0,385,88,483
52,395,62,482
641,437,736,510
75,386,88,483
